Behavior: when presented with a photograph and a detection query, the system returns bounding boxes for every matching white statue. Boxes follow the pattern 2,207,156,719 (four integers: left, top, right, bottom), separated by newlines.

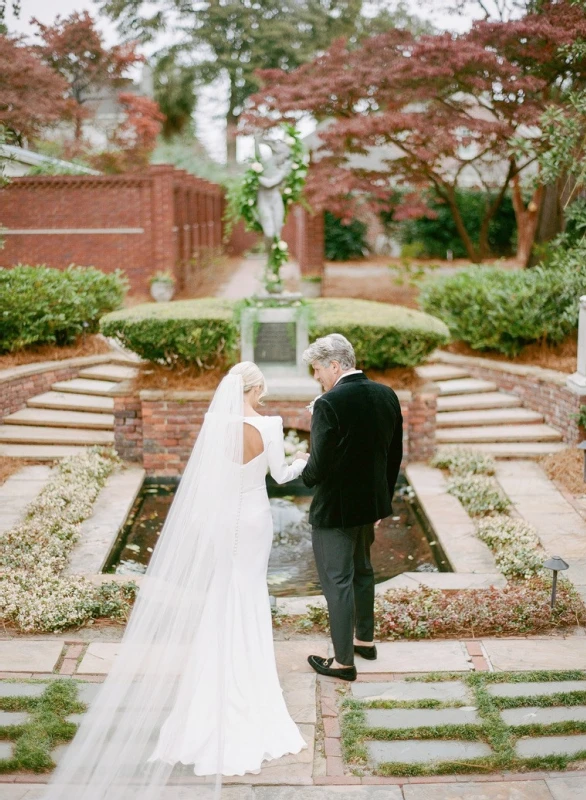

254,135,293,282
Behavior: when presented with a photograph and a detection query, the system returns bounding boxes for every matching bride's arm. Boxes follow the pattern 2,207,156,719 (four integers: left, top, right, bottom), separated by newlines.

265,417,307,484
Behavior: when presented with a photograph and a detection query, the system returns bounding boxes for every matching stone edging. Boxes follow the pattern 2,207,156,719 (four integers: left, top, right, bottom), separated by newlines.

0,353,114,385
434,349,571,387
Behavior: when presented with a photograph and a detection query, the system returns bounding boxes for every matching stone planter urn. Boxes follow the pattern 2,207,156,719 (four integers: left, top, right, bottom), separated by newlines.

300,277,322,298
149,272,176,302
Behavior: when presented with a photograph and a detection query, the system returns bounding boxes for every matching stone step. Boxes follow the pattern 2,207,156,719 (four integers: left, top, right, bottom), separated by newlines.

0,425,114,446
437,407,544,428
415,364,470,382
78,364,139,382
437,391,522,412
0,444,87,459
51,378,120,396
435,378,498,396
438,442,568,459
27,391,114,414
436,423,563,444
4,407,114,430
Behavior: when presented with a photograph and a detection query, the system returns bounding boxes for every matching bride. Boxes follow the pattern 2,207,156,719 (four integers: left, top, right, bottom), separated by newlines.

43,362,310,800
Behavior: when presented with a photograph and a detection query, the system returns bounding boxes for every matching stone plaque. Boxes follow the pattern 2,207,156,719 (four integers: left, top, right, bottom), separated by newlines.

254,321,296,364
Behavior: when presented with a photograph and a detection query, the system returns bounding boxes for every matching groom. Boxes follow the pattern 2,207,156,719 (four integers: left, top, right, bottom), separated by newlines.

301,334,403,681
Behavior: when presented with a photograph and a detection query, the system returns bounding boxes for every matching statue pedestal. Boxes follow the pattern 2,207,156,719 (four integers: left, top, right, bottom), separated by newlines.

567,295,586,397
241,295,321,401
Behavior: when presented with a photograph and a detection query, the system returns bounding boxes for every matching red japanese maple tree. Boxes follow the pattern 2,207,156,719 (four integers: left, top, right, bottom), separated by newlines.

92,93,165,172
0,34,69,144
32,11,142,145
249,0,586,263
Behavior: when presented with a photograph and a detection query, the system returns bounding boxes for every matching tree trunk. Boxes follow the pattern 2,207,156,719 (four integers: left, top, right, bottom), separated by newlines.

226,85,238,165
477,164,515,259
511,174,544,268
442,186,481,262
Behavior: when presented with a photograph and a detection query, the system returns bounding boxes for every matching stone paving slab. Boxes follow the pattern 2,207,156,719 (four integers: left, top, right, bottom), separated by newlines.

352,680,471,703
366,738,492,766
0,712,29,726
0,465,51,537
0,641,64,673
488,681,586,698
516,733,586,758
403,783,554,799
364,707,480,730
0,683,46,699
482,639,586,672
223,723,314,785
0,743,13,760
356,641,472,673
255,790,402,799
547,775,586,799
0,790,252,800
503,706,586,726
76,682,102,705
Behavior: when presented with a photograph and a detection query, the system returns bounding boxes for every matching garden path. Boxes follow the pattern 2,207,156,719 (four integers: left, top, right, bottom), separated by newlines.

216,253,301,299
3,638,586,795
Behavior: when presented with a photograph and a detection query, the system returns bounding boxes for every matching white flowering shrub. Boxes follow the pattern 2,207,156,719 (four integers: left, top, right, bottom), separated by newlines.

432,447,496,476
476,515,544,579
283,429,308,465
447,475,510,516
0,448,137,632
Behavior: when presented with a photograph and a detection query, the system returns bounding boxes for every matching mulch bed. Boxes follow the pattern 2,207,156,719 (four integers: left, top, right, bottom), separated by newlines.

540,449,586,497
0,335,112,370
447,336,577,374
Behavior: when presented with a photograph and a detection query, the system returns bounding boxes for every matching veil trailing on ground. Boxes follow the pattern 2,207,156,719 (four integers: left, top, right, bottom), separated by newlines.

42,374,245,800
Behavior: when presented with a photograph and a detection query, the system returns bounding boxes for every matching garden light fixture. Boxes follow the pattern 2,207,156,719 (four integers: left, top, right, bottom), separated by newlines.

543,556,569,609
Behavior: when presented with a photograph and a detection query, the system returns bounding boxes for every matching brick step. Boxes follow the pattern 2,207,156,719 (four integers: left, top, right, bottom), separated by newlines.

4,407,114,430
436,423,563,444
0,444,87,459
435,378,498,396
27,391,114,414
437,391,522,412
51,378,120,396
78,364,139,382
439,442,568,459
415,364,470,382
0,425,114,446
437,407,543,428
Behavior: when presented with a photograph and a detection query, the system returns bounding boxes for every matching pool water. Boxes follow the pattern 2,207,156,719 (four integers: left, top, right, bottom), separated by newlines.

105,474,447,596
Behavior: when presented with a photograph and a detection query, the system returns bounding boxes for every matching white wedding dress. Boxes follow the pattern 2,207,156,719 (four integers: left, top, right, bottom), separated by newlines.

149,414,308,776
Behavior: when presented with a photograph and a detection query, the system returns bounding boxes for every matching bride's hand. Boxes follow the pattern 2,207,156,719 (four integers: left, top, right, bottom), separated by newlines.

295,451,310,462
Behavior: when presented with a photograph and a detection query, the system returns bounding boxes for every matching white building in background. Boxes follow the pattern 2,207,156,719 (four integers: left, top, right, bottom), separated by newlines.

0,144,99,177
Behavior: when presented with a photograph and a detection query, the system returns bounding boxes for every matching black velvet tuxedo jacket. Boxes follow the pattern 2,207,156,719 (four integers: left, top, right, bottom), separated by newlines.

301,372,403,529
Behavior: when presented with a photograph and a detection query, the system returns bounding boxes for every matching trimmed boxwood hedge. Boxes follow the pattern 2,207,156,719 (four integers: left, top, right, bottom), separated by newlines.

308,298,450,368
100,299,239,368
100,297,450,369
0,265,127,353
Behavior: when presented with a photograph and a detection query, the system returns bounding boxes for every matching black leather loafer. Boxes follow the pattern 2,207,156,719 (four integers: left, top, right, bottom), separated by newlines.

354,644,377,661
307,655,357,681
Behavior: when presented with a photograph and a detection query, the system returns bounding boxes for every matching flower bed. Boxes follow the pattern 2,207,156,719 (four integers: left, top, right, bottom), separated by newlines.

0,448,137,632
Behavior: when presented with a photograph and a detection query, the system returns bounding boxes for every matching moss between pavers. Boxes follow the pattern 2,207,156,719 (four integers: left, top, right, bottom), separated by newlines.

340,669,586,777
0,680,84,773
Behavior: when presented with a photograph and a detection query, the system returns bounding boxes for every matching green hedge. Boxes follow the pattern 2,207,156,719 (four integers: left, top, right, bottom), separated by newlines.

101,297,450,369
420,261,583,356
100,299,239,367
309,298,450,368
324,212,369,261
0,265,127,353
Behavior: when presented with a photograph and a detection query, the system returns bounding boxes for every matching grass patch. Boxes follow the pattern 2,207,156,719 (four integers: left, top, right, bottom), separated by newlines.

0,680,84,773
339,669,586,777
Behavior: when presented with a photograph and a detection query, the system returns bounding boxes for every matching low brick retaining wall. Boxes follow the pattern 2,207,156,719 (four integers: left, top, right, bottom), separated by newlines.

0,355,114,419
436,352,584,444
114,387,437,475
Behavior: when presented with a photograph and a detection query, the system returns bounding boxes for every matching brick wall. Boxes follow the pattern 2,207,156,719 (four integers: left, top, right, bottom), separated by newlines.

0,167,224,294
436,353,584,445
113,388,436,476
0,355,114,419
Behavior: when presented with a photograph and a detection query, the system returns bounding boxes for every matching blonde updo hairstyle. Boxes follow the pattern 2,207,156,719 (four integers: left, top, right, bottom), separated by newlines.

229,361,268,404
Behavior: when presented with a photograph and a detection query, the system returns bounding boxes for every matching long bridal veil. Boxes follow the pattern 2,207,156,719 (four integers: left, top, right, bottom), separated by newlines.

42,374,245,800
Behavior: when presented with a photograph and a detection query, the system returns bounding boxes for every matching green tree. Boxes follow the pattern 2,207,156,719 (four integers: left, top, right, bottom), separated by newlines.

153,51,197,139
97,0,364,162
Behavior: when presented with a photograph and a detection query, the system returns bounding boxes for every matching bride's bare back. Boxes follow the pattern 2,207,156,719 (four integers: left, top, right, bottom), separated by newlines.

243,420,265,464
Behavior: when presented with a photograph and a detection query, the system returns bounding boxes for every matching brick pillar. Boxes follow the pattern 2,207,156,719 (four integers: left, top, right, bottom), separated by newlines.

297,208,324,276
113,393,143,463
406,390,437,462
149,165,176,278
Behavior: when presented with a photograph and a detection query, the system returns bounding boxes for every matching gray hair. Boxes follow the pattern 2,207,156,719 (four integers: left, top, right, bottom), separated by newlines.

302,334,356,370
